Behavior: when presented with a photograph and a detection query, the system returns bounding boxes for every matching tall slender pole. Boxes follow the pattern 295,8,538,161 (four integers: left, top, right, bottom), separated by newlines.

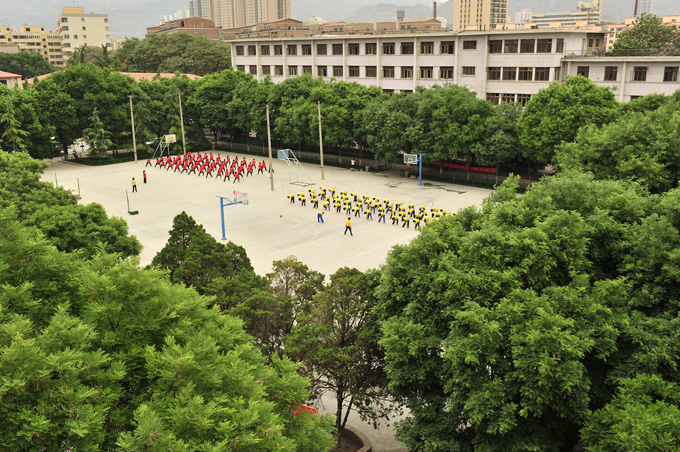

418,153,424,186
178,92,186,154
129,96,137,162
318,101,325,181
266,104,274,191
219,197,227,240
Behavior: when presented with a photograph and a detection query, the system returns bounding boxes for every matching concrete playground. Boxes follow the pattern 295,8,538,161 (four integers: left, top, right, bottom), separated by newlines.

43,152,493,276
41,151,494,451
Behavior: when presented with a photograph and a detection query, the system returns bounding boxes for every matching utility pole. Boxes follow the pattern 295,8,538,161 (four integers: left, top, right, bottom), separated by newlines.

129,96,137,162
318,101,325,181
266,104,274,191
178,92,186,154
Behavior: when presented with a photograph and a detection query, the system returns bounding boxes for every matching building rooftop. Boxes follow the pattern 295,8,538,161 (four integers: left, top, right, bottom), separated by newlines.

0,71,22,79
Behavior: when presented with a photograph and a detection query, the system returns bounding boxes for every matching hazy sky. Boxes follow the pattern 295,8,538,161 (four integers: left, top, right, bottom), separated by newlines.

0,0,677,39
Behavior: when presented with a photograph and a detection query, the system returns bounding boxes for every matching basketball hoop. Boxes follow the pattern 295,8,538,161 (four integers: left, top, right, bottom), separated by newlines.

403,153,418,165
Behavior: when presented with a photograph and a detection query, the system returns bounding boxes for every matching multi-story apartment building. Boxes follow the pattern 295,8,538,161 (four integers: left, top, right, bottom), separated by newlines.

231,29,607,104
0,25,64,67
453,0,508,31
190,0,291,29
58,6,111,58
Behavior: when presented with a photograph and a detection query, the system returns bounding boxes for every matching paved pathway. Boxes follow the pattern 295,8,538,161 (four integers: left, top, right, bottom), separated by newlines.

42,152,493,450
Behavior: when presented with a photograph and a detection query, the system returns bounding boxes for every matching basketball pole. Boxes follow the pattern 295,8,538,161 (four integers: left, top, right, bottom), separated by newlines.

129,96,137,163
266,104,274,192
178,92,186,155
318,101,325,181
219,196,227,240
418,153,425,186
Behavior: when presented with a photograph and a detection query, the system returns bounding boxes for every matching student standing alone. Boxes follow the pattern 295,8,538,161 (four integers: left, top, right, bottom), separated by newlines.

344,217,353,236
131,177,137,192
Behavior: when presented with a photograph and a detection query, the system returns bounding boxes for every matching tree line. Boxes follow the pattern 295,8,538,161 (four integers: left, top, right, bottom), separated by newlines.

3,60,680,191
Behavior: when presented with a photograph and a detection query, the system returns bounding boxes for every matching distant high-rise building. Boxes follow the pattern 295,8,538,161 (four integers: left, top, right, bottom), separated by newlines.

453,0,508,31
190,0,213,21
515,9,532,24
634,0,656,17
0,24,65,67
58,7,111,58
191,0,290,29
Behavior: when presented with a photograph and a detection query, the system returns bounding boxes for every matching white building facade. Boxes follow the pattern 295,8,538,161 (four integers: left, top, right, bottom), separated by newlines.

231,29,609,104
563,56,680,102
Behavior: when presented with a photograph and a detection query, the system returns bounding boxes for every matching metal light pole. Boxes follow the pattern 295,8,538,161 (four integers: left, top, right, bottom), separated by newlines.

178,92,186,154
129,95,137,162
266,104,274,191
318,101,325,181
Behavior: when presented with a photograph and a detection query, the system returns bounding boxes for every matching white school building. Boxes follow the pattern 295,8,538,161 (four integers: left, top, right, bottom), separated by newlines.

230,29,680,103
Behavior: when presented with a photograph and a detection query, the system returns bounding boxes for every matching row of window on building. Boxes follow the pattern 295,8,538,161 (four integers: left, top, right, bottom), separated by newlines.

487,66,557,81
574,65,679,82
234,37,568,57
236,64,564,80
486,93,532,106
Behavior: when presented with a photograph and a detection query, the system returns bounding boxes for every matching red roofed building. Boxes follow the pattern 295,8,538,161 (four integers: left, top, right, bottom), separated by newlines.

0,71,22,89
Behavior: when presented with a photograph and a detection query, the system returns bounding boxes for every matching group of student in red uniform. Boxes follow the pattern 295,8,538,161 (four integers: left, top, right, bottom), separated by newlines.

147,152,268,183
287,186,453,229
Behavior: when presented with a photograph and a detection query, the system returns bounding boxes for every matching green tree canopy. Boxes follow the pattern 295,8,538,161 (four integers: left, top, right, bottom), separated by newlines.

0,151,141,258
32,65,140,153
285,267,395,433
112,33,231,76
0,51,56,79
611,13,680,56
0,160,335,450
376,172,680,451
517,76,619,164
556,99,680,193
151,211,264,309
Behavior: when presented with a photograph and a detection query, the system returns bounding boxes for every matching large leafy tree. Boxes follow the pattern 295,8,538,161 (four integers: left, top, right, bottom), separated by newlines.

376,172,680,451
360,92,420,162
556,99,680,193
232,256,324,356
270,74,326,150
0,151,141,259
415,84,493,173
112,33,231,76
32,65,139,153
611,13,680,56
0,51,56,79
472,101,522,182
286,267,394,433
517,76,619,164
187,69,253,145
151,212,264,309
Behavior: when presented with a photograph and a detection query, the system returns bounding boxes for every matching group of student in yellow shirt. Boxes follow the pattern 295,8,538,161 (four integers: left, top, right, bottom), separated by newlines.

287,186,452,230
